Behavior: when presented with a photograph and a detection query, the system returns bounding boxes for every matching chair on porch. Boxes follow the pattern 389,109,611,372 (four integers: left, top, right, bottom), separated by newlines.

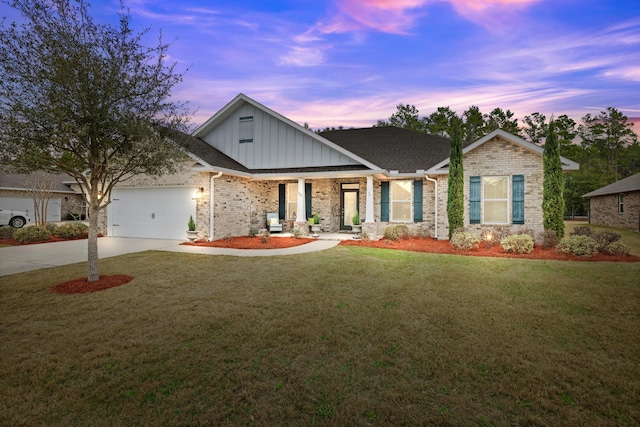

266,213,282,233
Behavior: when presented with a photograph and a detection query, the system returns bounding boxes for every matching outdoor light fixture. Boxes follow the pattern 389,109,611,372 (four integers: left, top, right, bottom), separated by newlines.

193,187,204,200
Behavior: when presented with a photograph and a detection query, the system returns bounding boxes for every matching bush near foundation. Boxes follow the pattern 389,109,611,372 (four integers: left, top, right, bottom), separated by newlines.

500,234,534,254
603,241,630,256
558,235,599,257
54,222,89,238
537,229,558,249
15,226,51,243
0,225,16,239
450,230,480,251
384,225,409,241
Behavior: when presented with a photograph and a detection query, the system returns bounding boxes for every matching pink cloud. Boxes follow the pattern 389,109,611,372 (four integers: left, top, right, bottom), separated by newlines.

317,0,540,34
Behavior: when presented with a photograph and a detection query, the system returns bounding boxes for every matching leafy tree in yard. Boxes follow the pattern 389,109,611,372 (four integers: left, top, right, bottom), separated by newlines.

483,107,521,137
0,0,192,282
522,112,548,145
462,105,484,146
542,119,565,239
375,104,425,132
447,118,464,239
424,106,458,137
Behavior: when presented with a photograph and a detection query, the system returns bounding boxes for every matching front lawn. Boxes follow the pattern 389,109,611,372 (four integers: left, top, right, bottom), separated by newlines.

1,247,639,426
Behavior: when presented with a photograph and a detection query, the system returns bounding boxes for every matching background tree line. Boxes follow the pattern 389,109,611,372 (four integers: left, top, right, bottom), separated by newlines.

372,104,639,217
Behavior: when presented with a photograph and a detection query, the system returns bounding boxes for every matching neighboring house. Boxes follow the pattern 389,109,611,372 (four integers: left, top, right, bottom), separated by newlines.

101,93,579,241
583,173,640,231
0,168,85,222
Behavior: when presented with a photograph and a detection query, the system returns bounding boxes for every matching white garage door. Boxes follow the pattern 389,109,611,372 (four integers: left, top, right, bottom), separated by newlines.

109,188,196,240
0,196,61,222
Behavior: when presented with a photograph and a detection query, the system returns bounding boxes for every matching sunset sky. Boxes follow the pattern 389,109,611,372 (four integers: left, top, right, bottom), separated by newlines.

3,0,640,130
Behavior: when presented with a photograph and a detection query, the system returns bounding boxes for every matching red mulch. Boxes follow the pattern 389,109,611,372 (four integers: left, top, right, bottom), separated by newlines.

340,237,640,262
182,236,316,249
50,275,134,294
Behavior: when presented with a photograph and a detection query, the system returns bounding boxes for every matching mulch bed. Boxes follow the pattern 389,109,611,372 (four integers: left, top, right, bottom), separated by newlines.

340,237,640,262
182,236,316,249
50,275,134,294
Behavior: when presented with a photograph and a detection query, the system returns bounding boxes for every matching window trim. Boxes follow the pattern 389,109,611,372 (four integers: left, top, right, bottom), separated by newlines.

239,116,254,143
286,182,298,220
619,193,624,214
482,176,509,225
390,180,413,222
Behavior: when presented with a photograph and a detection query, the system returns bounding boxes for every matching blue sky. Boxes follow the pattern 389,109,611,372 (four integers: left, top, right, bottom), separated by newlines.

4,0,640,129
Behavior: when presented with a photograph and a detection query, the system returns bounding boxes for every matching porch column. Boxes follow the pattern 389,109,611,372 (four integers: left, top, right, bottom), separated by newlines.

365,176,374,223
296,178,306,223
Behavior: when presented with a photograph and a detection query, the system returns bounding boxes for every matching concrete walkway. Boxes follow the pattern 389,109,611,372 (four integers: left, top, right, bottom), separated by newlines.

0,237,341,277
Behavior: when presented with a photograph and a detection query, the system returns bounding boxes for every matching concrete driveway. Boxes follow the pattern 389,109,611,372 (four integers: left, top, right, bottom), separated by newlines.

0,237,340,277
0,237,182,277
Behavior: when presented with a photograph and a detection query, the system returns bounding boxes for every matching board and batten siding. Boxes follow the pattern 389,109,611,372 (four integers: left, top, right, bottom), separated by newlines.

201,102,360,169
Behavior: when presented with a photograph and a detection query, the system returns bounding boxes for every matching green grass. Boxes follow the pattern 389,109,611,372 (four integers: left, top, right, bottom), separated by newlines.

1,244,639,426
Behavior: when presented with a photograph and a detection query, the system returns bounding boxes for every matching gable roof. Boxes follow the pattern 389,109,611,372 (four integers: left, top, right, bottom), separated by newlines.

583,173,640,198
193,93,381,171
320,127,451,174
0,167,80,193
427,129,580,174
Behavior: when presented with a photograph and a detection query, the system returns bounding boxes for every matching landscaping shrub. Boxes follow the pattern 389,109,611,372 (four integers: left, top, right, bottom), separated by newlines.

248,227,258,237
260,230,270,243
480,228,499,248
592,230,621,252
570,226,621,252
45,223,59,234
54,222,89,238
537,229,558,249
500,234,534,254
570,226,594,237
291,228,301,238
14,226,52,243
384,224,409,241
0,225,16,239
411,225,430,238
450,230,479,251
603,241,630,256
558,235,599,257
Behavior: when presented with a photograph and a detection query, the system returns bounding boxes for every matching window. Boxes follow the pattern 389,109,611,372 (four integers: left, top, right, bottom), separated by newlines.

239,116,253,143
286,183,298,220
390,180,412,222
483,176,508,224
619,193,624,214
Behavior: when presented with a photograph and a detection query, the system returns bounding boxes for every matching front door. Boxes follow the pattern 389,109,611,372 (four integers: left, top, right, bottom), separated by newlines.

340,184,359,230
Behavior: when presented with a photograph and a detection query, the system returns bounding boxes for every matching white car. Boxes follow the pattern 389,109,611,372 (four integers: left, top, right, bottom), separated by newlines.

0,208,31,228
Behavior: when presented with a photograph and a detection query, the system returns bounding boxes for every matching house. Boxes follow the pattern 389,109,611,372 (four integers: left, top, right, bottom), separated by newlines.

100,93,579,241
583,173,640,231
0,168,85,222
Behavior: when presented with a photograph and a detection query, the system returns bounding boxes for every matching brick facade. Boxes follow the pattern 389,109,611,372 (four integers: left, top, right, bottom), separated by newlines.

458,135,545,237
589,191,640,231
102,136,554,241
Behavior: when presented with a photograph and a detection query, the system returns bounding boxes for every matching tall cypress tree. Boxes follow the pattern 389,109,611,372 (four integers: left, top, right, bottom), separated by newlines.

543,119,565,239
447,118,464,239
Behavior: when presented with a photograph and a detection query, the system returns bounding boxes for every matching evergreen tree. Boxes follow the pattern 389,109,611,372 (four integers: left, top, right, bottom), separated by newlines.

542,120,565,239
447,118,464,239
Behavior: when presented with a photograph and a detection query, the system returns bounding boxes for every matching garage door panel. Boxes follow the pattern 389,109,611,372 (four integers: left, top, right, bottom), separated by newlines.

0,196,61,222
110,188,196,240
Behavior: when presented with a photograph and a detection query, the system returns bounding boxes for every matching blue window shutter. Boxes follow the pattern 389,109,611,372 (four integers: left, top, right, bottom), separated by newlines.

469,176,481,224
512,175,524,224
381,182,389,222
305,183,312,219
413,180,423,222
278,184,286,220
